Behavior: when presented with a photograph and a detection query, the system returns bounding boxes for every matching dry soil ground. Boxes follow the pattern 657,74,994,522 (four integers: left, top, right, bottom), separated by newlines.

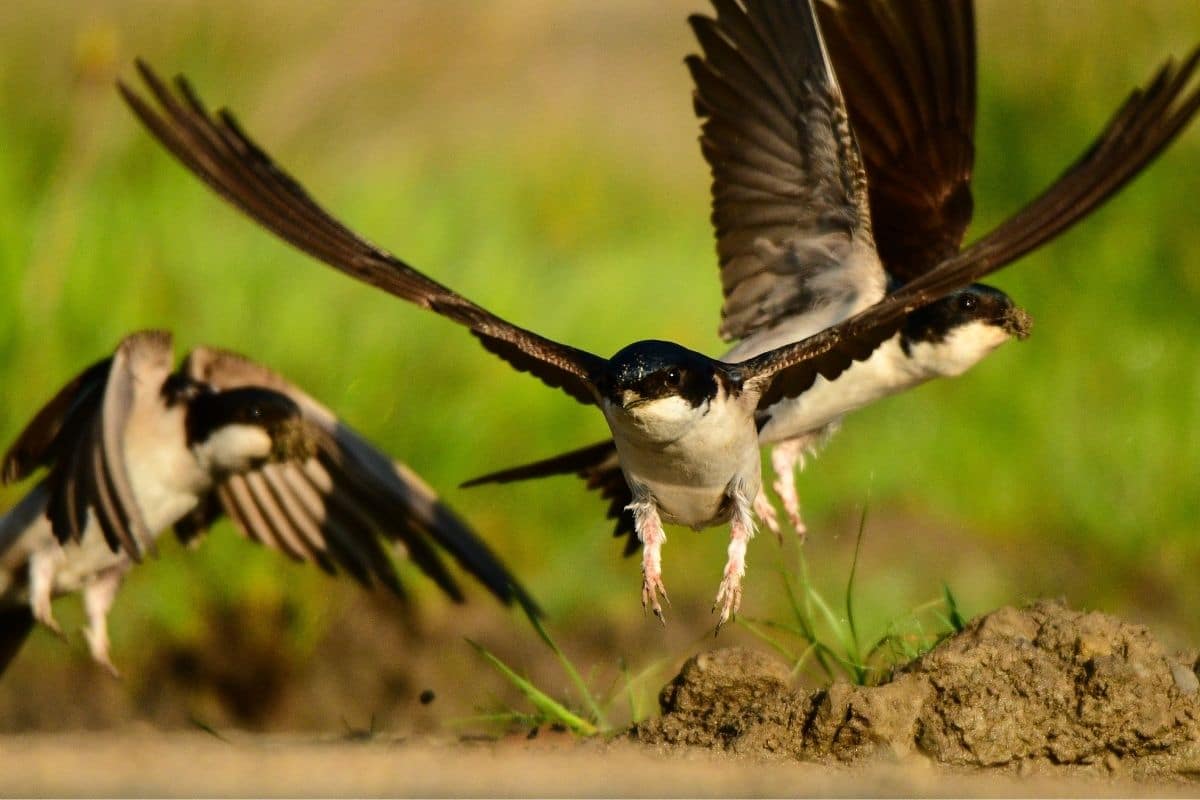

2,600,1199,797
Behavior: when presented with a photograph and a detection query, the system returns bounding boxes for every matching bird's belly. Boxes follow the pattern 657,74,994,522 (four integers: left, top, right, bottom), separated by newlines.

615,419,762,530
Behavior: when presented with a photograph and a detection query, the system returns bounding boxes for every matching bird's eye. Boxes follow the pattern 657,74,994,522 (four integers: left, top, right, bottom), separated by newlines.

248,406,264,420
958,294,979,312
665,368,682,386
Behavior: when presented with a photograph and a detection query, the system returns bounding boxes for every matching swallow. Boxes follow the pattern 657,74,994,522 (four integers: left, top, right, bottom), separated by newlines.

0,330,535,675
466,0,1199,545
117,0,1199,628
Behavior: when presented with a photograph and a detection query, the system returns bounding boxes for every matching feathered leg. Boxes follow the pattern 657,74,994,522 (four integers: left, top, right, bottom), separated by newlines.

770,438,810,538
627,489,668,624
714,481,756,631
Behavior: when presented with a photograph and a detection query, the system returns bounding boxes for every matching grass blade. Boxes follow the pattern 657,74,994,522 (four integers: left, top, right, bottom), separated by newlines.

466,638,598,736
518,598,607,727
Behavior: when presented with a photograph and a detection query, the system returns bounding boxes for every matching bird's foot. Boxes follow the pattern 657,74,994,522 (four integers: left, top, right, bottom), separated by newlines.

642,569,669,625
712,566,743,633
82,624,120,679
628,490,669,625
29,549,65,638
32,599,64,639
753,489,781,543
713,492,752,634
771,477,808,541
770,439,812,542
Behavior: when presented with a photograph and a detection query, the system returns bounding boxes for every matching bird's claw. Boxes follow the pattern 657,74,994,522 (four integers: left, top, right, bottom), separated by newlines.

33,604,65,640
82,626,120,679
771,478,807,543
642,571,669,625
712,571,742,634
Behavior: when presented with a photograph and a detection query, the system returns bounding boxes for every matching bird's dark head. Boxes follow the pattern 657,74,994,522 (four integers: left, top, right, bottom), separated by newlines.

186,386,314,471
599,340,722,411
901,284,1033,377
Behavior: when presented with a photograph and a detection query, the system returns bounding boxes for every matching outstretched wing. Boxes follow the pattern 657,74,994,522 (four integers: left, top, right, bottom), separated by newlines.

119,61,605,407
688,0,886,344
182,346,538,613
741,45,1200,407
817,0,976,280
2,331,175,560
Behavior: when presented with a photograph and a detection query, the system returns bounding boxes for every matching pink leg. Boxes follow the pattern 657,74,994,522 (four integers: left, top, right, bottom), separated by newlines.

628,494,668,624
28,547,65,637
714,485,756,631
770,439,809,539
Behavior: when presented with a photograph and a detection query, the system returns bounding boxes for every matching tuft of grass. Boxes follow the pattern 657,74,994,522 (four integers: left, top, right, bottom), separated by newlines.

739,504,968,686
464,603,669,737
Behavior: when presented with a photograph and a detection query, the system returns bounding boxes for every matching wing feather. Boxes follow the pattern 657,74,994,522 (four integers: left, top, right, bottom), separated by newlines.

741,45,1200,406
184,346,537,611
690,0,885,342
119,61,604,406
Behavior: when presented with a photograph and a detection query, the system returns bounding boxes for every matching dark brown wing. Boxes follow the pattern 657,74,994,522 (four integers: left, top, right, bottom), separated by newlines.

183,346,538,613
1,358,111,485
463,439,637,557
818,0,976,280
118,60,604,406
742,46,1200,407
689,0,885,343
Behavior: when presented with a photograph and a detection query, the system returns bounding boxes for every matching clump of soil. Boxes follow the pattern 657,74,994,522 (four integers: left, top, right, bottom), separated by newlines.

636,600,1200,779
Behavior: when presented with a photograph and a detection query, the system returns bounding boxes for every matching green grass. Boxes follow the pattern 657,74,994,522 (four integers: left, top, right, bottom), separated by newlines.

0,0,1198,695
464,609,668,736
740,506,968,686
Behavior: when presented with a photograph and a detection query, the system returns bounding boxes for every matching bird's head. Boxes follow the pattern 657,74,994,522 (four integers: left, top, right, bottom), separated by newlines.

901,284,1033,377
597,340,729,440
186,386,314,473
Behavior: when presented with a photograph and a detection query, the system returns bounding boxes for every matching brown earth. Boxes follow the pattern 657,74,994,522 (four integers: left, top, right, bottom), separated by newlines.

4,600,1200,796
637,599,1200,783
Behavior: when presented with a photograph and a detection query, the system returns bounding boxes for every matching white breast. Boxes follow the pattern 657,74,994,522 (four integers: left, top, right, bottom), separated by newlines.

604,389,762,529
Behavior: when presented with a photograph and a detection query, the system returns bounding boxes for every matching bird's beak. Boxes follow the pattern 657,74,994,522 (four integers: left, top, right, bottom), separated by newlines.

1003,307,1034,340
621,390,648,410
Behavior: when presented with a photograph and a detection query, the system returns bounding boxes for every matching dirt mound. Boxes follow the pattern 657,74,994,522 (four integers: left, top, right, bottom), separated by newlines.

636,600,1200,779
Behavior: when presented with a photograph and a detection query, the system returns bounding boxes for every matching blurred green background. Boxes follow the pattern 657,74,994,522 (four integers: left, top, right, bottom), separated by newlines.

0,0,1197,731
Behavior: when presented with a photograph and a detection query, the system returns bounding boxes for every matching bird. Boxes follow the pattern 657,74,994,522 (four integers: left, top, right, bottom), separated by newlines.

464,0,1200,548
117,0,1200,628
0,330,535,675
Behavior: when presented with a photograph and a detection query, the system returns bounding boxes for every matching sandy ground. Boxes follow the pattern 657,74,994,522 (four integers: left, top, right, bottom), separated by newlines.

4,601,1199,797
0,731,1195,798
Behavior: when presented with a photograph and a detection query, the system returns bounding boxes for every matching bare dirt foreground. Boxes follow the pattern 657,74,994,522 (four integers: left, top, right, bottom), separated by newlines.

2,600,1199,797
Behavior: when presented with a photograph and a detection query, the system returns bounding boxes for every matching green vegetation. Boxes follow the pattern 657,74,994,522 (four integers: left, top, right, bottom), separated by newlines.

0,2,1197,724
740,507,969,686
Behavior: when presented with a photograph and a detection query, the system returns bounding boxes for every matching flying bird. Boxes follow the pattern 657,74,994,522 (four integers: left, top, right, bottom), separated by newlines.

0,331,535,675
118,0,1199,627
466,0,1200,546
